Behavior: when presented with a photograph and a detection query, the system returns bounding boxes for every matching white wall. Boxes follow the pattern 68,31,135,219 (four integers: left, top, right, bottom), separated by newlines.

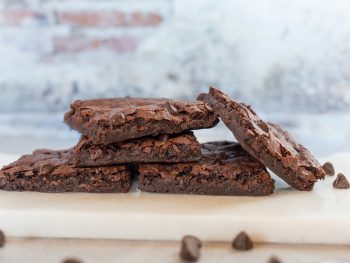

0,0,350,112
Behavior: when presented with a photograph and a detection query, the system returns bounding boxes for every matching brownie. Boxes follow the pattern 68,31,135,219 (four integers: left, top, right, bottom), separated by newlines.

138,141,275,196
64,97,219,144
73,132,201,167
0,149,130,193
198,87,325,191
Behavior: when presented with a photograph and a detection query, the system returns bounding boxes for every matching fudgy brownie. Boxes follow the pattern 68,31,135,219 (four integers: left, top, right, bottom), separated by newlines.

73,132,201,167
138,141,275,196
0,149,130,193
198,87,325,191
64,97,219,144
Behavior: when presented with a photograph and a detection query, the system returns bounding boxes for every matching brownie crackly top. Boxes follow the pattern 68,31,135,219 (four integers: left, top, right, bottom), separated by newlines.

198,87,325,191
64,97,219,144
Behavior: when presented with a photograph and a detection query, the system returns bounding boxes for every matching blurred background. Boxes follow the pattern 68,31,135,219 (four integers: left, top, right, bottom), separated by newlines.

0,0,349,157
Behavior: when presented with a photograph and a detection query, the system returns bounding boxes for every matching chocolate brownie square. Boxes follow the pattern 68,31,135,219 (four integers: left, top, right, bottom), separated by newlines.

64,98,219,144
198,87,325,191
138,141,275,196
0,149,130,193
73,132,201,167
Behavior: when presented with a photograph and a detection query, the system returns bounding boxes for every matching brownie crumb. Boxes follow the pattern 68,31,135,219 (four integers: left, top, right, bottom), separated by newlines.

62,258,83,263
0,230,5,247
180,235,202,261
268,256,282,263
333,173,350,189
323,162,335,176
232,231,253,251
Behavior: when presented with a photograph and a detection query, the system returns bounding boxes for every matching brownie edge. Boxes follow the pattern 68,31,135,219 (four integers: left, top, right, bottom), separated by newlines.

0,149,131,193
138,141,275,196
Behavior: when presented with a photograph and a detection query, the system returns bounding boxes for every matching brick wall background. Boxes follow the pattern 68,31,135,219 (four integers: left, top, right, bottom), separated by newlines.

1,0,350,113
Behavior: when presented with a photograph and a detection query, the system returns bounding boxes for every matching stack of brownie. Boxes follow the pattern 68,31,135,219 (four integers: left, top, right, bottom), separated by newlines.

0,88,325,195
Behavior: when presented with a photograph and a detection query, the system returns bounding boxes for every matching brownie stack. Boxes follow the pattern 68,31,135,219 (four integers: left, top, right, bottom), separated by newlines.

0,88,326,195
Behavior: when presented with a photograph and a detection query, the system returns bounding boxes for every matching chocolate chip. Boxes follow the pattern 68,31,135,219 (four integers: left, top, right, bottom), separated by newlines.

232,231,253,251
333,173,350,189
62,258,83,263
158,134,169,142
179,235,202,261
39,164,55,175
257,120,269,133
214,152,227,165
109,111,125,126
268,256,282,263
323,162,335,176
0,230,6,247
165,101,178,115
280,144,291,157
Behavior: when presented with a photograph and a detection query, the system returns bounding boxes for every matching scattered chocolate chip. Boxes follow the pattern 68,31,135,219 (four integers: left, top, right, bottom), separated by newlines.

62,258,83,263
232,231,253,251
39,164,55,175
333,173,350,189
158,134,169,142
323,162,335,176
165,101,178,115
108,111,125,126
0,230,6,247
268,256,282,263
180,235,202,262
257,120,269,133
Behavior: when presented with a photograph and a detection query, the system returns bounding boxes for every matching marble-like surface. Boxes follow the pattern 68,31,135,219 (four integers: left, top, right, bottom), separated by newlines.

0,238,349,263
0,153,349,245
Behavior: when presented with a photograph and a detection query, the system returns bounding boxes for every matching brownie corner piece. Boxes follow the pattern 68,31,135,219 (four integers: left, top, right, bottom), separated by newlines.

0,149,131,193
138,141,274,196
64,97,219,144
198,87,325,191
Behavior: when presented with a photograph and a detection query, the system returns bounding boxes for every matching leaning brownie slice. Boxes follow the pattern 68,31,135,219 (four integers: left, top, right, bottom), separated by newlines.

64,97,218,144
198,87,325,191
0,149,130,193
73,132,201,167
138,141,275,196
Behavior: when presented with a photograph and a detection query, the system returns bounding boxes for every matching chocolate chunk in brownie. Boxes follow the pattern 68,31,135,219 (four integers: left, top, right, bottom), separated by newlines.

73,132,201,167
323,162,335,176
138,141,275,196
180,235,202,262
0,230,5,248
232,231,254,251
0,149,131,193
198,87,325,191
333,173,350,189
64,97,218,144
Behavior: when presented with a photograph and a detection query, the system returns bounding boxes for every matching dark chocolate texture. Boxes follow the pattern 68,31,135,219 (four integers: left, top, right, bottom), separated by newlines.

333,173,349,189
73,132,201,167
0,149,130,193
180,235,202,262
232,231,254,251
138,141,275,196
198,87,325,191
64,97,219,144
